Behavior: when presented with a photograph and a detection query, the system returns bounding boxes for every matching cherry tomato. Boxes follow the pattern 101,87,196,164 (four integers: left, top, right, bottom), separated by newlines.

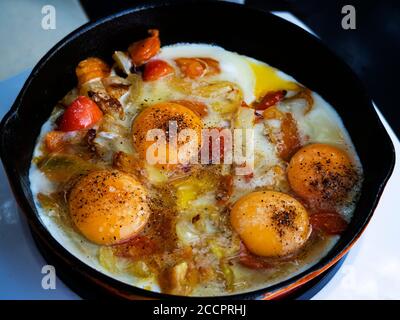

143,59,174,81
128,29,160,67
310,212,348,235
175,58,206,78
174,57,220,79
58,96,103,132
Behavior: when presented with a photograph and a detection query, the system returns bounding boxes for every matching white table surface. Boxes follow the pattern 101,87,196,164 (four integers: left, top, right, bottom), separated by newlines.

0,10,399,300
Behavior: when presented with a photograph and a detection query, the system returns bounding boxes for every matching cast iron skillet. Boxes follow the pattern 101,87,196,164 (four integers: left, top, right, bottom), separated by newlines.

0,0,395,299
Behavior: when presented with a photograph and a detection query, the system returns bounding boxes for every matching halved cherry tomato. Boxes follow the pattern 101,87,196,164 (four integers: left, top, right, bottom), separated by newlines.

58,96,103,132
175,58,206,78
310,211,348,235
200,57,220,75
172,99,208,117
175,57,220,79
143,59,174,81
128,29,160,67
75,57,110,86
255,90,287,110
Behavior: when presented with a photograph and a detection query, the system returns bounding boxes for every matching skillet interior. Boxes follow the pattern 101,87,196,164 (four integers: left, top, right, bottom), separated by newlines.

0,1,395,299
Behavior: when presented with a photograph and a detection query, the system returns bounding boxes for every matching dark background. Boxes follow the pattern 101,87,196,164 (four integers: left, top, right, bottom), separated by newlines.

80,0,400,137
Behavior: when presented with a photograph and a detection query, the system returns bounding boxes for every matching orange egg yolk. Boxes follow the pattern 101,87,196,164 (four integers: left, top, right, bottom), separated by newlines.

230,191,310,257
287,143,357,203
131,102,203,169
69,169,150,245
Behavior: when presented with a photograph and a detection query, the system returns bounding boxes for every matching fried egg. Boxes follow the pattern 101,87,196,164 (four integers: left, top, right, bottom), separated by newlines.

131,102,203,169
29,41,362,297
231,191,311,257
69,169,150,245
287,143,357,203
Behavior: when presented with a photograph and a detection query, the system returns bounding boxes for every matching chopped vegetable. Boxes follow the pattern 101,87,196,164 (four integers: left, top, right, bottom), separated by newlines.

127,73,143,105
310,211,348,235
113,151,143,177
209,242,235,291
37,153,97,182
194,81,242,114
37,192,61,212
263,106,301,161
175,58,207,79
159,261,198,296
255,90,287,110
285,87,314,114
174,176,216,211
113,236,158,259
175,57,220,79
98,246,118,273
220,262,235,291
143,59,174,81
128,29,160,67
44,131,68,152
112,51,132,74
145,163,168,185
88,90,124,120
279,112,301,161
101,76,131,99
128,260,152,278
75,57,110,86
58,96,103,132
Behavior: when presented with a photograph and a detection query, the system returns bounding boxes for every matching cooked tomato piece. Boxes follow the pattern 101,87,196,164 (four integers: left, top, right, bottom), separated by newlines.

200,57,220,75
175,58,206,78
175,57,220,79
143,59,174,81
279,112,301,161
310,211,348,235
128,29,160,67
58,96,103,132
44,131,67,152
255,90,287,110
75,57,110,86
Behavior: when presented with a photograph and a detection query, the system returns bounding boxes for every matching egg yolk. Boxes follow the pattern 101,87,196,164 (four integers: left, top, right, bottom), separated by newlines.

230,191,310,257
248,61,299,99
287,143,357,203
131,102,203,169
69,169,150,245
